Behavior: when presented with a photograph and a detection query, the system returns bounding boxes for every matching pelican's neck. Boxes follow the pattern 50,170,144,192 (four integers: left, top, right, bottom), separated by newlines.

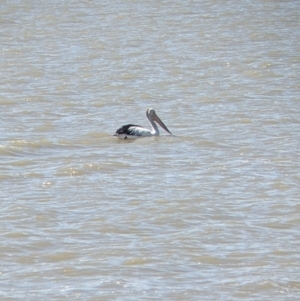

148,114,159,135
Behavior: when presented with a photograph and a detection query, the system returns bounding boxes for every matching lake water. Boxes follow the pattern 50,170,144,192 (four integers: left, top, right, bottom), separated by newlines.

1,0,300,300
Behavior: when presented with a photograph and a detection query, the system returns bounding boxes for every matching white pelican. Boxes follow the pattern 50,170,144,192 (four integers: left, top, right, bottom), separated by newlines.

114,108,172,139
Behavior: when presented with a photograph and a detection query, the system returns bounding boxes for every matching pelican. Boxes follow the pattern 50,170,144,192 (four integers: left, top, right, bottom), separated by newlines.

114,108,172,139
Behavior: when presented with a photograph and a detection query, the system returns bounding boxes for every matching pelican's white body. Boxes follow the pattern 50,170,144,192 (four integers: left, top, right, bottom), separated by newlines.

116,127,154,139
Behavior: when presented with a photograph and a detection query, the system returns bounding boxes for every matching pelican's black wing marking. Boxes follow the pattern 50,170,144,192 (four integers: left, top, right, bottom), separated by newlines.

116,124,143,136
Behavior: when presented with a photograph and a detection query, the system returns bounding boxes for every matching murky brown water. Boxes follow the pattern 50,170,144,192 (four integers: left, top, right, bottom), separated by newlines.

1,1,300,300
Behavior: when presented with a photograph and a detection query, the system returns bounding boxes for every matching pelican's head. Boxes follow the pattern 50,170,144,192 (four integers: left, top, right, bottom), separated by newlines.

146,108,172,135
146,108,156,118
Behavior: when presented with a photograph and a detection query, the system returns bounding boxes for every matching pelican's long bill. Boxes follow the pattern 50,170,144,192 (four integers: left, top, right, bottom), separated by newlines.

114,108,173,139
150,110,172,135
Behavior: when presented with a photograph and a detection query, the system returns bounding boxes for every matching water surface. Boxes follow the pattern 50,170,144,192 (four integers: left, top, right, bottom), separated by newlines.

1,1,300,300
